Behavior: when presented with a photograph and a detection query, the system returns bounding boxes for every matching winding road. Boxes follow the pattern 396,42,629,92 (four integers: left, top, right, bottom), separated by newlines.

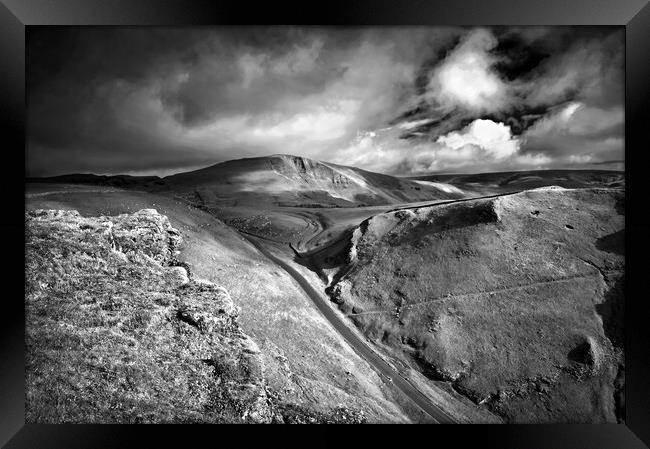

236,191,528,423
30,184,503,422
291,191,523,259
382,190,522,215
239,231,458,424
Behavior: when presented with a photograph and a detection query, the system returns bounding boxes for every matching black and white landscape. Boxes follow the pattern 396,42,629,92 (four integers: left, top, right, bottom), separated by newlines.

25,26,624,424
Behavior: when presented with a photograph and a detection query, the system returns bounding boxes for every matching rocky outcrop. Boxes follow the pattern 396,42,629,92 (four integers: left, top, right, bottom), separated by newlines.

25,209,275,423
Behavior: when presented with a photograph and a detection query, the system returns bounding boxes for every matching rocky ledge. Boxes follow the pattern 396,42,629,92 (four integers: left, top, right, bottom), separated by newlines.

25,209,274,423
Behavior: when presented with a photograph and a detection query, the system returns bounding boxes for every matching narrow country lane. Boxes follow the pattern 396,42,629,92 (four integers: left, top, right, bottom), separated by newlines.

239,232,458,424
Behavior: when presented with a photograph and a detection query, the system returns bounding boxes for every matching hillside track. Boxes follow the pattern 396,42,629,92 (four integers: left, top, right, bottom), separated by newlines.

238,231,458,424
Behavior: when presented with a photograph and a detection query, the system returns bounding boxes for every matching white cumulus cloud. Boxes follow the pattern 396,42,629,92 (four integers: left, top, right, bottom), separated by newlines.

426,28,510,112
436,119,519,159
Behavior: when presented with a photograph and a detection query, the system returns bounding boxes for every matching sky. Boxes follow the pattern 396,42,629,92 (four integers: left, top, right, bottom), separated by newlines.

27,26,624,177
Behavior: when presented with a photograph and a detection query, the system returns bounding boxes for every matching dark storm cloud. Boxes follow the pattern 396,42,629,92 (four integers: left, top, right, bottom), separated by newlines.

383,26,623,174
27,28,226,174
397,27,624,138
27,26,624,177
27,26,459,175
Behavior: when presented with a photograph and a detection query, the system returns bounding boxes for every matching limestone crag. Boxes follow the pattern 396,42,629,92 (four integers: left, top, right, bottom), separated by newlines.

25,209,274,423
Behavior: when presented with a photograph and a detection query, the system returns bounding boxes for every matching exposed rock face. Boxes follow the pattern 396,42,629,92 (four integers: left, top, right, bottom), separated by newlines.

328,188,625,423
269,155,354,189
25,209,274,423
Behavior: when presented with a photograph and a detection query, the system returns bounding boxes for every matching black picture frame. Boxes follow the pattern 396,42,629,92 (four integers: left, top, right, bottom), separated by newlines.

2,0,649,447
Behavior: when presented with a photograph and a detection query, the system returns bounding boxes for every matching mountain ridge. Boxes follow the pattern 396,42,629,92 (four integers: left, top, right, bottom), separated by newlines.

160,154,462,207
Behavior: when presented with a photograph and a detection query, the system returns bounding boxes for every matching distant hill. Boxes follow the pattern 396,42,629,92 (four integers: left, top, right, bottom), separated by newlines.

28,161,624,208
158,154,463,207
410,169,624,195
27,173,162,188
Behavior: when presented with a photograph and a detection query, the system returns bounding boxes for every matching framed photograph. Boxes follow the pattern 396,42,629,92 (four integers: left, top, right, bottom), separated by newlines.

2,0,649,447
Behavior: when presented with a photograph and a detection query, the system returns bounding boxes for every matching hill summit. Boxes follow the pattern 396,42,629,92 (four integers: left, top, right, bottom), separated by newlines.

161,154,462,207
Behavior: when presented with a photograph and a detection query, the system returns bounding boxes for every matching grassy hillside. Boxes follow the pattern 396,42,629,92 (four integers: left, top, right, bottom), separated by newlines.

25,185,412,423
326,187,625,423
25,208,275,423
